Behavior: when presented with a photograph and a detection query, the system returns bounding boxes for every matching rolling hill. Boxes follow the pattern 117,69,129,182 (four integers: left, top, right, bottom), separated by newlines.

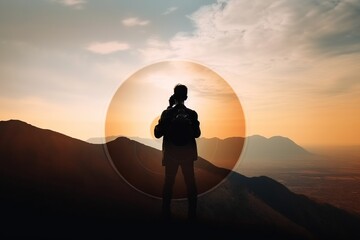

0,119,359,239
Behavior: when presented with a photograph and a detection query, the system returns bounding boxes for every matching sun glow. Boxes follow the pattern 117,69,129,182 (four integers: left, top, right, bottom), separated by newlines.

104,60,246,198
105,60,246,140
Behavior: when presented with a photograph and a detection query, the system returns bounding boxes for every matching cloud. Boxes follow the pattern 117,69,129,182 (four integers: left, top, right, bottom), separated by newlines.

122,17,150,27
162,7,178,15
54,0,87,9
138,38,175,61
139,0,360,73
86,41,130,54
135,0,360,143
323,76,360,96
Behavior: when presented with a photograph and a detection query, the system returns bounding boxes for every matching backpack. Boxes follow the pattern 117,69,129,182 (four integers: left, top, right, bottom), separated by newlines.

168,108,193,146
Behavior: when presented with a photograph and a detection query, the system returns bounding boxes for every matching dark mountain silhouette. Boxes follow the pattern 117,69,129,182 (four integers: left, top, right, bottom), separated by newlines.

1,119,359,239
105,137,229,198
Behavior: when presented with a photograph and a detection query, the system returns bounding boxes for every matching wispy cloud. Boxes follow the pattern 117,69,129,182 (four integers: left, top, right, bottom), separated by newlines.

54,0,87,9
323,76,360,96
139,0,360,73
163,6,178,15
122,17,150,27
138,37,174,61
86,41,130,54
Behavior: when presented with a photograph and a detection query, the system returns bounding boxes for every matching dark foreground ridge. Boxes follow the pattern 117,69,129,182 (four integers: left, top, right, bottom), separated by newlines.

0,120,359,239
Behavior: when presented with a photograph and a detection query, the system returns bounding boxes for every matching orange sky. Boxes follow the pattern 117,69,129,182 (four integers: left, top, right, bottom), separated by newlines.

0,1,359,146
106,61,246,139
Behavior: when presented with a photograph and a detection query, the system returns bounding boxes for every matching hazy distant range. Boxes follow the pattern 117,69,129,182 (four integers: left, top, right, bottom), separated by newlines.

89,135,360,215
1,120,360,238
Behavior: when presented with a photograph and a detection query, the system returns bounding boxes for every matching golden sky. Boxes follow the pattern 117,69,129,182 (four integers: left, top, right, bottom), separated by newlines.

0,0,359,146
105,61,245,139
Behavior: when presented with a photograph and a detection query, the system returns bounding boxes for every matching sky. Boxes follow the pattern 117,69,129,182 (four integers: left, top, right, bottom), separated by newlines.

105,61,245,139
0,0,359,146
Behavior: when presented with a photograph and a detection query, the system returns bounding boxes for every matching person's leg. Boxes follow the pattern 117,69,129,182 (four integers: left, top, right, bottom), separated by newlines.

180,161,198,220
162,162,178,219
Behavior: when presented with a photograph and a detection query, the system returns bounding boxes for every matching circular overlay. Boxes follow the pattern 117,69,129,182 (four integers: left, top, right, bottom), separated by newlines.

104,60,246,199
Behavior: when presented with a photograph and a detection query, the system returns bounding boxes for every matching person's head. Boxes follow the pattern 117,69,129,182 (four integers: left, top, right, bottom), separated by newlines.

173,84,188,103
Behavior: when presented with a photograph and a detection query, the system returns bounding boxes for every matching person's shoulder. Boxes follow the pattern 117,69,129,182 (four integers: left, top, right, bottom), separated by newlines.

161,107,176,117
184,105,196,112
184,107,198,116
174,104,197,115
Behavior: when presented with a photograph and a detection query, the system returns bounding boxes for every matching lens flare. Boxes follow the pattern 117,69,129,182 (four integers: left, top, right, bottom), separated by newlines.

104,60,246,198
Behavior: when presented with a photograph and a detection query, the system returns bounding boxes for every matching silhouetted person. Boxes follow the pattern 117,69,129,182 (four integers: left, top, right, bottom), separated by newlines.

154,84,201,221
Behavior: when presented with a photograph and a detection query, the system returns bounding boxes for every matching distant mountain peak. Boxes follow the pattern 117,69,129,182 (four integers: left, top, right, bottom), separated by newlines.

1,119,31,126
249,134,268,139
269,135,296,143
110,136,132,143
0,119,86,145
0,119,41,132
269,135,290,140
241,134,313,165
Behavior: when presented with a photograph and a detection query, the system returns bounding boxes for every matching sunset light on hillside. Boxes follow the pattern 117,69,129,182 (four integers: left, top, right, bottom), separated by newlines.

1,1,360,237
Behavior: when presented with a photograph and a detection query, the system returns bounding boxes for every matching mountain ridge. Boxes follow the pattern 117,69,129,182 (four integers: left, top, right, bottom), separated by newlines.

0,119,359,239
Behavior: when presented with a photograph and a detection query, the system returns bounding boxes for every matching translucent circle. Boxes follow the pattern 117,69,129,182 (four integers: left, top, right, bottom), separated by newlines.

104,60,246,199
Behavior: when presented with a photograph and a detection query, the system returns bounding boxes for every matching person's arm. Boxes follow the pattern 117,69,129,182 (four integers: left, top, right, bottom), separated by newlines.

154,111,167,138
154,96,175,138
192,111,201,138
